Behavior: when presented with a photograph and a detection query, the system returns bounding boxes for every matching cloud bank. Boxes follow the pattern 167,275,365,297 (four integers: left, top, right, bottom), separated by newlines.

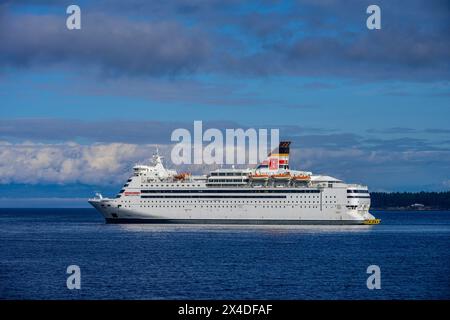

0,141,151,185
1,0,449,80
0,11,210,76
0,140,449,191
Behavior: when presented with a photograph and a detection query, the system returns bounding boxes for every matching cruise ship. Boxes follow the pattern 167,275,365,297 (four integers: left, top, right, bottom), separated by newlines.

89,142,380,225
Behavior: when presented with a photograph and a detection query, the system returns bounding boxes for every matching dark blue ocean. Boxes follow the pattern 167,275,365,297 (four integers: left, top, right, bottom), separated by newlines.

0,209,449,300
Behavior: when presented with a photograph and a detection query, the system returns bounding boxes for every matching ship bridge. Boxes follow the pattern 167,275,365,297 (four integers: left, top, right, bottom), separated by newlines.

207,168,251,187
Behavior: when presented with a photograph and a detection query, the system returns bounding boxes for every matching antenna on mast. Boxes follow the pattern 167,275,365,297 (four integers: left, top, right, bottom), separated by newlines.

153,145,164,165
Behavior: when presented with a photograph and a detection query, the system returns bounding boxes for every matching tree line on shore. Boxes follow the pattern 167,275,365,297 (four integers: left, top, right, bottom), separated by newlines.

370,191,450,209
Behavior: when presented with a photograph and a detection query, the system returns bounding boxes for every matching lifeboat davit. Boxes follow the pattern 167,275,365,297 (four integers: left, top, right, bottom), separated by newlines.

270,173,292,180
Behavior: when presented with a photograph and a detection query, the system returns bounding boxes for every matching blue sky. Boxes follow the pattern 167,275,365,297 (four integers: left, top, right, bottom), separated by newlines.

0,0,449,204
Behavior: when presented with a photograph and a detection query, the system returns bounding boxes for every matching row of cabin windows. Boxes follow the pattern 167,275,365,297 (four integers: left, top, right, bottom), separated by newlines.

138,200,321,204
117,194,323,199
210,172,248,176
140,190,321,194
116,201,336,208
137,196,318,202
137,205,319,209
140,184,203,187
116,191,330,199
347,195,370,198
208,179,247,183
140,194,320,198
137,196,321,201
205,184,248,187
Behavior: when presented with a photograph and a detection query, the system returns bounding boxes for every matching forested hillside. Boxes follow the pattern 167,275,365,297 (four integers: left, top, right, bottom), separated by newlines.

370,191,450,209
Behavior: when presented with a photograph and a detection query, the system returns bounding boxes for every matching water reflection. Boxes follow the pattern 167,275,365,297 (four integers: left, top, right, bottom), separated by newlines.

116,223,376,234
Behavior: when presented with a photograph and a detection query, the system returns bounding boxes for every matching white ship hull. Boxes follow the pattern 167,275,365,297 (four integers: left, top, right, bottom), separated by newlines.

89,188,377,225
89,202,375,225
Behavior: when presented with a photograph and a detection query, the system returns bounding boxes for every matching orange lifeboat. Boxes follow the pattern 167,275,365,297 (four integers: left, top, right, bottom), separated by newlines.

271,173,292,180
292,174,310,181
249,173,269,180
174,172,191,180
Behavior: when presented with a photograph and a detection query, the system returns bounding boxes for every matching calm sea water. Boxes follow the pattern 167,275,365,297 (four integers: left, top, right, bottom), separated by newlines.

0,209,449,300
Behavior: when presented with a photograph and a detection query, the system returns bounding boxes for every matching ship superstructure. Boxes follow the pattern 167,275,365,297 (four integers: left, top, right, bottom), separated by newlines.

89,142,379,225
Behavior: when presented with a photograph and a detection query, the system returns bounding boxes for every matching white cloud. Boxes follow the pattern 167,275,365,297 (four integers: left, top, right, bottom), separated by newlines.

0,142,157,185
0,142,449,191
0,141,254,185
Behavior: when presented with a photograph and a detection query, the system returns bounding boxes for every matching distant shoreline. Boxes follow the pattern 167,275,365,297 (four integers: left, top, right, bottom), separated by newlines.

371,207,450,211
370,191,450,211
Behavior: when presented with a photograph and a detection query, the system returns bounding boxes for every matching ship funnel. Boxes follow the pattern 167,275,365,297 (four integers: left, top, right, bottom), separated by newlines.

256,141,291,171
